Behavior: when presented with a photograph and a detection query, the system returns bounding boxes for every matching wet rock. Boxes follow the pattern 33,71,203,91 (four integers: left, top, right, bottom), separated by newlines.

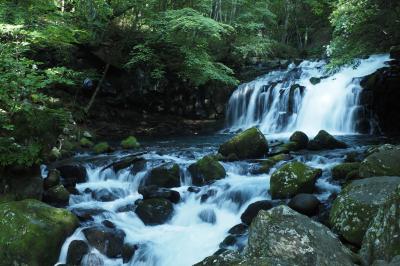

308,130,347,150
289,131,309,149
240,200,273,225
331,162,360,180
116,204,136,213
218,127,269,160
67,240,89,265
43,169,61,189
43,184,70,206
0,199,78,266
344,152,363,163
310,77,321,85
270,162,322,199
359,145,400,178
71,207,106,221
219,235,237,249
122,243,138,263
390,45,400,59
288,193,320,216
135,198,174,225
102,220,116,229
139,185,180,204
200,189,218,203
329,176,400,246
270,141,299,154
360,185,400,265
188,156,226,186
57,164,87,187
81,253,104,266
198,209,217,224
228,223,248,236
91,188,123,202
83,226,126,258
145,163,181,188
188,186,201,193
251,154,292,174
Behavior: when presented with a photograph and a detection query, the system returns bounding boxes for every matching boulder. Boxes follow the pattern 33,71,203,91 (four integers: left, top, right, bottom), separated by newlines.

331,162,360,180
43,184,70,206
270,141,299,155
93,142,111,154
240,200,273,225
288,193,320,216
135,198,174,225
83,226,126,258
310,77,321,85
67,240,89,265
57,164,87,187
121,136,140,149
43,169,61,190
390,45,400,59
289,131,309,149
228,224,248,236
196,206,355,266
360,185,400,265
359,146,400,178
270,162,322,199
188,156,226,186
218,127,268,160
0,199,78,266
198,209,217,224
139,185,180,204
145,163,181,188
71,207,107,221
122,243,138,263
80,137,94,148
329,176,400,245
308,130,347,150
91,188,123,202
251,154,292,174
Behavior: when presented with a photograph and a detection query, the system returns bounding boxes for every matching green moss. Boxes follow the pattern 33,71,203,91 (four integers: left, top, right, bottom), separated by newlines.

359,146,400,178
121,136,140,149
218,127,268,160
0,199,78,266
331,162,360,180
270,161,321,199
146,163,181,188
188,156,226,185
93,142,110,154
79,137,94,148
255,154,291,174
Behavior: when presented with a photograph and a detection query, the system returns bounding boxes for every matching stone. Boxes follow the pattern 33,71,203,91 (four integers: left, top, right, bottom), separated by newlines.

331,162,360,180
188,156,226,186
218,127,268,160
308,130,347,150
91,188,123,202
43,184,70,206
240,200,273,225
122,243,138,263
288,193,320,216
93,142,111,154
329,176,400,245
83,226,126,258
56,164,87,187
145,163,181,188
43,169,61,189
251,154,292,174
139,185,180,204
270,162,322,199
121,136,140,149
67,240,89,265
359,145,400,178
390,45,400,59
289,131,309,149
135,198,174,225
0,199,78,266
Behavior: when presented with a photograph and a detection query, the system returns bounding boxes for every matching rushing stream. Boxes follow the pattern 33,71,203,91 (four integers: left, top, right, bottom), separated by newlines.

56,55,392,266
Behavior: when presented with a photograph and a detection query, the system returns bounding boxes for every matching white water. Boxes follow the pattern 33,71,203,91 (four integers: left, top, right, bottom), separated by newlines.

226,54,390,136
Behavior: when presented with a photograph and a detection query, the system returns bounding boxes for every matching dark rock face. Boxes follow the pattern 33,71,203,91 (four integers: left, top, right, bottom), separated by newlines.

83,226,126,258
288,193,320,216
359,60,400,135
57,164,87,187
289,131,309,150
308,130,347,150
67,240,89,265
139,185,180,204
43,184,70,206
135,198,174,225
145,163,181,188
43,169,61,190
240,200,273,225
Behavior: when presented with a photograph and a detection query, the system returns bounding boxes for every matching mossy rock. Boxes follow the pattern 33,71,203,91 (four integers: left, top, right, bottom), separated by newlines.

145,163,181,188
79,137,94,148
360,185,400,265
271,141,300,155
93,142,111,154
188,156,226,186
331,162,360,180
270,162,322,199
252,154,292,174
218,127,268,160
308,130,347,150
359,145,400,178
135,198,174,225
121,136,140,149
43,184,70,206
310,77,321,85
0,199,79,266
329,176,400,246
289,131,309,149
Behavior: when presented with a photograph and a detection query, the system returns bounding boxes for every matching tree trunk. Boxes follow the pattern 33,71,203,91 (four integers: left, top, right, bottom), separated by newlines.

85,64,110,114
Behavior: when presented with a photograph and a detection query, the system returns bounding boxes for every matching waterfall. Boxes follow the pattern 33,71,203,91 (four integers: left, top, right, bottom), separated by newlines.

226,55,390,136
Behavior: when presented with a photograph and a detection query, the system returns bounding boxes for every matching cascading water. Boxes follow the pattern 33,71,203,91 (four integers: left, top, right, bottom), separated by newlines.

226,54,390,136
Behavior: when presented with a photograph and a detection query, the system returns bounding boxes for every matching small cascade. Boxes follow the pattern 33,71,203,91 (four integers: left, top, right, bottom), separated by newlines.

226,55,390,136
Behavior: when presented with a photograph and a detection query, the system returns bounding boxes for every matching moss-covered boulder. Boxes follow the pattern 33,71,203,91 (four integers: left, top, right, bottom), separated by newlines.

308,130,347,150
0,199,79,266
360,185,400,265
79,137,94,148
121,136,140,149
188,156,226,186
43,184,70,206
289,131,309,149
270,141,299,155
331,162,360,180
135,198,174,225
43,169,61,190
218,127,268,160
270,162,322,199
329,176,400,246
145,163,181,188
252,154,292,174
196,206,355,266
359,145,400,178
93,142,111,154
